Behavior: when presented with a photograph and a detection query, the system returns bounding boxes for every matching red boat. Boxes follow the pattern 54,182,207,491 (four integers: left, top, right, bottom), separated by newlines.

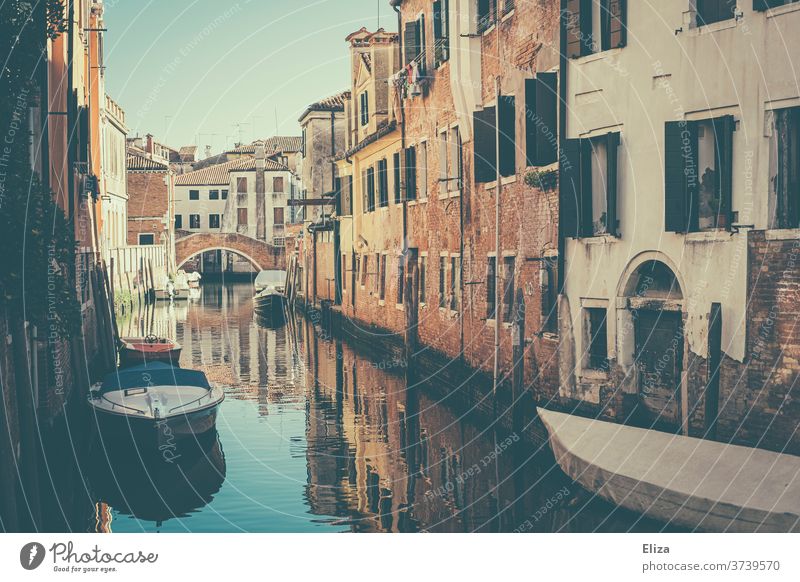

119,335,182,368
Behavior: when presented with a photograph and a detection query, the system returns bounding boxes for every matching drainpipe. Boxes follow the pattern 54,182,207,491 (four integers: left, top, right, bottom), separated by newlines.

392,1,408,255
492,16,503,399
557,0,568,296
67,0,75,221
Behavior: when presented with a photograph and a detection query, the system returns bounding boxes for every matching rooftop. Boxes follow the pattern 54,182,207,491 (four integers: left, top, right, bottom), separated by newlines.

174,156,288,186
126,149,169,172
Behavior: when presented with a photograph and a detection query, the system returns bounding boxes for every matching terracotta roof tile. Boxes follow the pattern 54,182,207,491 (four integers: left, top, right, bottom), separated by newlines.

174,155,287,186
126,150,169,172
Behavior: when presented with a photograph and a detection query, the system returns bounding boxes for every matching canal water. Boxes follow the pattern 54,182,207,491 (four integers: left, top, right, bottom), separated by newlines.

84,282,670,533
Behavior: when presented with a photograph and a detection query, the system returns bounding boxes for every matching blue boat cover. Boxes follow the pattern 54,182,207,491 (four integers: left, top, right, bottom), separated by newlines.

101,362,211,393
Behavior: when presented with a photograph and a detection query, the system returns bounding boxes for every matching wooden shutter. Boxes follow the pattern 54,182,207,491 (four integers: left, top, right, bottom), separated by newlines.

433,1,443,64
664,121,689,232
473,107,497,183
715,115,734,230
393,152,402,203
405,146,417,200
606,132,620,237
580,139,593,236
404,21,420,65
560,139,583,238
754,0,783,10
499,95,516,177
525,74,558,166
418,14,427,73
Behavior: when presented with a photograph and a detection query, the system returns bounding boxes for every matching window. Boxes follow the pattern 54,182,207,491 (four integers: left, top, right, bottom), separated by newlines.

585,307,609,371
477,0,496,34
138,233,155,245
393,152,402,203
237,208,248,227
525,73,558,167
366,166,376,212
448,126,462,192
473,95,516,183
189,189,199,200
209,189,219,200
360,254,368,287
419,255,427,304
449,255,461,311
770,107,800,229
565,0,626,58
272,207,284,226
189,214,201,229
418,142,428,199
237,177,248,193
664,117,733,233
502,256,515,323
221,189,228,200
560,132,621,237
486,256,497,320
397,256,405,304
439,131,449,191
273,176,284,192
379,254,387,301
377,159,389,207
695,0,736,27
174,214,182,229
360,91,369,126
209,214,220,229
403,14,426,72
433,0,450,67
405,146,417,200
439,256,447,308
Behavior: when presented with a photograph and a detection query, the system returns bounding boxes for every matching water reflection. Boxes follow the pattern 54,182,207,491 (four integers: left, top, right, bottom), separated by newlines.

90,283,668,532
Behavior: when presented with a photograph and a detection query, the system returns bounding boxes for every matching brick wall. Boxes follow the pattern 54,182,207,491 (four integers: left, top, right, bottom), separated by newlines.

127,171,170,245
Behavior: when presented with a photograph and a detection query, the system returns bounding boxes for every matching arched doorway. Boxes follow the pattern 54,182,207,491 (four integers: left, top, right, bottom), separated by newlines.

620,259,684,431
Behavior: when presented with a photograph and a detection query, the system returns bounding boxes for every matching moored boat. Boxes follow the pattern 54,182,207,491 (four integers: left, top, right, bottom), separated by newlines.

538,407,800,532
253,269,287,324
88,362,225,447
119,335,182,368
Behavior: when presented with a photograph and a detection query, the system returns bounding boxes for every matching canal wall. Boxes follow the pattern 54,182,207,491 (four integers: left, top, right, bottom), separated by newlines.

297,300,551,449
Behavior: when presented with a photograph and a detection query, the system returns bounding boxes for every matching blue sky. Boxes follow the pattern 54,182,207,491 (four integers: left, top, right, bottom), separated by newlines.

104,0,394,155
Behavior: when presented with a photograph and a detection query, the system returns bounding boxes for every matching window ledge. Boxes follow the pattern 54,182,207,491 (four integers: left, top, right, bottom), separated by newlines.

407,200,418,207
379,299,386,307
766,228,800,241
687,18,738,36
481,23,496,36
580,369,610,381
501,9,515,23
395,303,404,311
417,197,429,204
485,175,517,190
684,229,732,243
767,3,800,18
581,234,619,245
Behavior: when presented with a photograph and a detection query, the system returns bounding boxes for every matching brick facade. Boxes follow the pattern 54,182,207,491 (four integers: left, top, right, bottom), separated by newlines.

126,170,171,246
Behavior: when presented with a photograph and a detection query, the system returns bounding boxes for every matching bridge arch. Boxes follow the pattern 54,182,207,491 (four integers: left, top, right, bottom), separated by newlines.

175,232,285,273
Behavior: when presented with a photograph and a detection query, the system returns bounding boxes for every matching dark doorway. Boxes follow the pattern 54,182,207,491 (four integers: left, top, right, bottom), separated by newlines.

633,310,683,431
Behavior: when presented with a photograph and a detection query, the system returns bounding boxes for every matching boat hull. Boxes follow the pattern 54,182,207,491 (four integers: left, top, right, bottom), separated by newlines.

253,292,286,324
119,344,182,369
538,408,800,533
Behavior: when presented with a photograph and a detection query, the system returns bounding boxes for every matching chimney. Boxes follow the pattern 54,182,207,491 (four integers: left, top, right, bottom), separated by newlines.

255,143,266,240
145,133,154,155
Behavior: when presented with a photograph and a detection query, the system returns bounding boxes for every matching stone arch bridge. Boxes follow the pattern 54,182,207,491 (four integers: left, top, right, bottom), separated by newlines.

175,232,285,272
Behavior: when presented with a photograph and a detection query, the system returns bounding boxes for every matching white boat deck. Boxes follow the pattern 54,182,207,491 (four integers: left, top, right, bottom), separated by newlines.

92,385,222,420
538,408,800,532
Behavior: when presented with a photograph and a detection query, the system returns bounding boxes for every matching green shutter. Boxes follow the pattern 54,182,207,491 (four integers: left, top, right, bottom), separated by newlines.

606,132,620,237
473,107,497,183
525,73,558,166
499,95,516,177
715,115,735,230
664,121,689,232
560,139,583,238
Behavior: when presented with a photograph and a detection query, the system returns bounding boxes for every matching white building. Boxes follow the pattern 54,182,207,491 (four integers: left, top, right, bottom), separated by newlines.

559,0,800,446
174,145,296,245
101,94,128,251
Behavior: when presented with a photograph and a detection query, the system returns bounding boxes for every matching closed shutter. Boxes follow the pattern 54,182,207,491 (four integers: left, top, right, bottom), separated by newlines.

362,169,369,213
405,146,417,200
525,73,558,166
754,0,784,10
664,121,689,232
560,139,583,238
499,95,516,177
606,132,620,237
715,114,734,230
418,14,427,73
473,107,497,183
393,152,402,203
404,21,420,65
433,1,443,64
